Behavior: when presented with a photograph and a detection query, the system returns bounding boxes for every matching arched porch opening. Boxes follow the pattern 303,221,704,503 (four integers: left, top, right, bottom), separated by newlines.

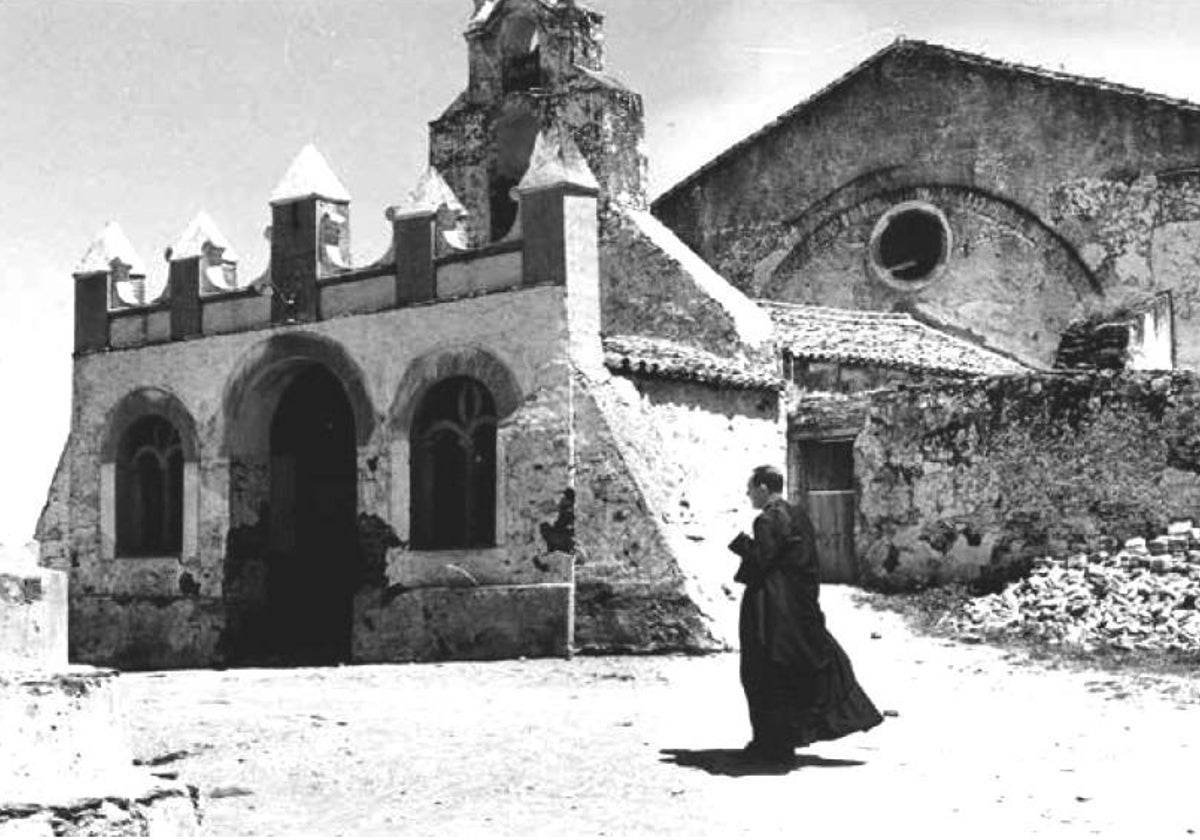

220,333,373,665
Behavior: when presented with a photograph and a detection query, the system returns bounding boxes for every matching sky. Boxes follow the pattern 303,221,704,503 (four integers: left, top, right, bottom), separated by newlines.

2,0,1200,550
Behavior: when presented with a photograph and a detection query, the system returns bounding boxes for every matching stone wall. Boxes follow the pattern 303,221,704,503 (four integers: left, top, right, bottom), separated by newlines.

573,372,784,649
787,359,956,395
432,2,648,245
853,372,1200,589
651,42,1200,369
758,185,1097,367
41,277,752,665
600,211,774,362
1050,174,1200,368
39,286,578,667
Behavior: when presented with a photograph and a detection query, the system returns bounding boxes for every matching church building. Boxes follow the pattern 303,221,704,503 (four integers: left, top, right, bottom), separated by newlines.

36,0,782,668
39,3,1200,666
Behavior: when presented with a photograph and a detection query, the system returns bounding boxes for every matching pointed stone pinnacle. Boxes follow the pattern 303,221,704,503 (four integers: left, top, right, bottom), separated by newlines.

386,167,467,221
74,221,147,276
170,211,239,262
517,126,600,194
269,143,351,206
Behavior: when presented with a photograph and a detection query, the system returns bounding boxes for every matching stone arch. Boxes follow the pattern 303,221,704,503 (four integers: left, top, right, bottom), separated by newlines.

99,388,201,561
769,183,1101,298
219,332,372,665
409,376,499,550
101,387,199,464
498,11,539,58
220,331,376,458
497,9,543,98
388,345,523,438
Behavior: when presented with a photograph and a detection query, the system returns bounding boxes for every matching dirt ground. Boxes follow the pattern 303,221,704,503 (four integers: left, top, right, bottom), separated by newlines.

120,586,1200,837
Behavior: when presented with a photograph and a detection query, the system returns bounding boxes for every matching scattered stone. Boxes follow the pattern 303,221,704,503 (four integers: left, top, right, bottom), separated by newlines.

1123,537,1148,555
1167,520,1194,536
950,525,1200,654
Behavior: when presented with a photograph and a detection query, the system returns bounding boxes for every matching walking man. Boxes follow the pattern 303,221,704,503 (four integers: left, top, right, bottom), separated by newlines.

729,465,883,763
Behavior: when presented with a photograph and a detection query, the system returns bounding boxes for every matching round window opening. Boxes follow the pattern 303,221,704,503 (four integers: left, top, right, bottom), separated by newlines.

869,202,951,289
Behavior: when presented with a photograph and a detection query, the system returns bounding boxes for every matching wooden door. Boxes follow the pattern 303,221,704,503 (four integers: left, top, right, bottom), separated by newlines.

793,439,858,583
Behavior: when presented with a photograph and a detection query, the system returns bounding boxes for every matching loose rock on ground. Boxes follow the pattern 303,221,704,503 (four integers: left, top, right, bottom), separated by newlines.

950,524,1200,654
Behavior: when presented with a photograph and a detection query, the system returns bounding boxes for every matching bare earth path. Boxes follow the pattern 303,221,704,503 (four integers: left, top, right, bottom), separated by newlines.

121,586,1200,837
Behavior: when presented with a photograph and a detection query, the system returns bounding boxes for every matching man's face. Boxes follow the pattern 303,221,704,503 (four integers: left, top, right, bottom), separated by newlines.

746,480,769,510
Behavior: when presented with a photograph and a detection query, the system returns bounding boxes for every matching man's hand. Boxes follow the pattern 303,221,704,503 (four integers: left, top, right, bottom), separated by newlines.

728,531,753,557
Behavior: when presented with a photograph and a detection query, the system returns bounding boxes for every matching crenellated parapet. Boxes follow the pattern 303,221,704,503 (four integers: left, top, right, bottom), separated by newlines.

72,131,601,356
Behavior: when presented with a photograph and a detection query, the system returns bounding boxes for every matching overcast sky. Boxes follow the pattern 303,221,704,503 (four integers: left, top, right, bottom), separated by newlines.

2,0,1200,549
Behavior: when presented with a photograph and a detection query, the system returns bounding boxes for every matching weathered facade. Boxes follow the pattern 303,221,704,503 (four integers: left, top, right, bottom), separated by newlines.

649,39,1200,588
46,8,1197,651
653,39,1200,372
36,0,784,668
852,372,1200,590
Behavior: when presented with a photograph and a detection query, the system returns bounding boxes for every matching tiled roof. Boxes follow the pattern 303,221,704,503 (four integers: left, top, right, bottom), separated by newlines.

763,301,1030,376
654,39,1200,206
603,335,784,391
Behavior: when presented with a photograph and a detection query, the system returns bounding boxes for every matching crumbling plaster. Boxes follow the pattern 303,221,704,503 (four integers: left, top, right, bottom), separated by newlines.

1050,173,1200,368
41,287,581,667
655,46,1200,272
432,83,647,244
851,372,1200,590
573,371,784,650
762,186,1097,366
652,44,1200,370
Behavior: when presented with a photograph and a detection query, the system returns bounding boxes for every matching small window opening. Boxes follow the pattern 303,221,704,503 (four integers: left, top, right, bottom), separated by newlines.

500,16,542,92
869,203,951,287
489,175,519,242
117,415,184,556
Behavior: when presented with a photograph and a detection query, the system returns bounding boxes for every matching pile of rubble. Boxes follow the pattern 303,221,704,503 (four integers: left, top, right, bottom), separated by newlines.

949,523,1200,653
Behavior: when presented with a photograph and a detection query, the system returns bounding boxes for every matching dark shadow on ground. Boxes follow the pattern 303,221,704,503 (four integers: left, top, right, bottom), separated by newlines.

659,748,865,777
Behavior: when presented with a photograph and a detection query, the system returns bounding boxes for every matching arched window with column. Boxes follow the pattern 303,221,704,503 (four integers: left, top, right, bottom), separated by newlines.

410,376,498,550
101,388,200,561
116,415,184,556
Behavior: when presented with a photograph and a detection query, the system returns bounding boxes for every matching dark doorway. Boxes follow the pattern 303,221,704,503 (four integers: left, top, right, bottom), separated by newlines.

265,364,358,664
793,438,858,584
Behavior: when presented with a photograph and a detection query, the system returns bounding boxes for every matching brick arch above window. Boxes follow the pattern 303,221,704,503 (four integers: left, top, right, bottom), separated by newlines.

101,388,199,464
388,345,523,437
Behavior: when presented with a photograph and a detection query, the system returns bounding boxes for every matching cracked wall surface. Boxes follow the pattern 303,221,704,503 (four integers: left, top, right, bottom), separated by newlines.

39,273,758,665
850,372,1200,590
38,287,589,667
653,43,1200,371
573,371,783,650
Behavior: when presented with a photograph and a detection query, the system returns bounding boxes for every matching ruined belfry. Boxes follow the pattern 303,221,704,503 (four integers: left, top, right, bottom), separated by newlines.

432,0,649,244
36,0,784,669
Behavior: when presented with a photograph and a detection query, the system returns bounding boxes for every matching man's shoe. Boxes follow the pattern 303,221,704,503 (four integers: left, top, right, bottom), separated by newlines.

742,741,793,765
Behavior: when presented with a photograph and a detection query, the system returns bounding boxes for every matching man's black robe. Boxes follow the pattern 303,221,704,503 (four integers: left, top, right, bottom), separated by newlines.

731,497,883,753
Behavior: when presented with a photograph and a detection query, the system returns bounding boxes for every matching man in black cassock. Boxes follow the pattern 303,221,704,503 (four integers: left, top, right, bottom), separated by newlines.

729,465,883,763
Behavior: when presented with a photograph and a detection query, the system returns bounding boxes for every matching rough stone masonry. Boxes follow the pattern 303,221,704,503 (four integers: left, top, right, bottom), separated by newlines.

0,551,202,835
